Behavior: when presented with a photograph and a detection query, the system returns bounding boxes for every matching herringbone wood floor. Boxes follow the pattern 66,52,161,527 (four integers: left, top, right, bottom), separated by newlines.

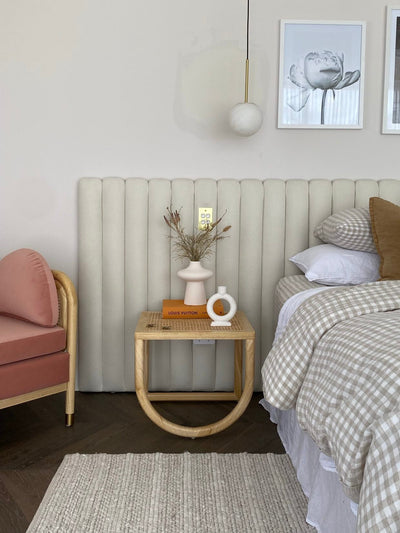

0,392,283,532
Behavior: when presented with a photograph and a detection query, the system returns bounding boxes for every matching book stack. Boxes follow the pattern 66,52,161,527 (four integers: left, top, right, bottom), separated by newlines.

162,299,225,319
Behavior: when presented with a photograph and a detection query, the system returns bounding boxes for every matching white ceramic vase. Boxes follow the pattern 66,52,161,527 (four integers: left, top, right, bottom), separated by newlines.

177,261,213,306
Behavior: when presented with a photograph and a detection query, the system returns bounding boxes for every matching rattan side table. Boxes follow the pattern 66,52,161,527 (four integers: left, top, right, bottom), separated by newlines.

134,310,255,438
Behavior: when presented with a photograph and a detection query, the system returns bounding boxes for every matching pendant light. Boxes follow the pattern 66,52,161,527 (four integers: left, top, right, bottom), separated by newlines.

229,0,263,136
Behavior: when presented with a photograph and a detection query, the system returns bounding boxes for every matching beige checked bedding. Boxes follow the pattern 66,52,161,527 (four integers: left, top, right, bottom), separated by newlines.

262,281,400,533
274,274,323,317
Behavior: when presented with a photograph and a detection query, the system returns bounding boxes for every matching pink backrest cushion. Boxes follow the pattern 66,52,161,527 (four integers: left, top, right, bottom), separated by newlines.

0,249,58,327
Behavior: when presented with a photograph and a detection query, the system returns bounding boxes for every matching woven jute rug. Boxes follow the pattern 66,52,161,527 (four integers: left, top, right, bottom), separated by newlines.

27,452,315,533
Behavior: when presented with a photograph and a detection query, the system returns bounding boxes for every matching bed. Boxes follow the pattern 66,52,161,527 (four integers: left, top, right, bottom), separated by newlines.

261,198,400,533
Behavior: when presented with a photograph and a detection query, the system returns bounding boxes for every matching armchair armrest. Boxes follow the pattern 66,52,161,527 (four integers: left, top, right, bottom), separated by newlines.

52,270,78,426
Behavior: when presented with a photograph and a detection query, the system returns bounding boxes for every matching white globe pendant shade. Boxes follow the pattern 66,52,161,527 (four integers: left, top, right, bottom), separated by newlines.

229,102,263,136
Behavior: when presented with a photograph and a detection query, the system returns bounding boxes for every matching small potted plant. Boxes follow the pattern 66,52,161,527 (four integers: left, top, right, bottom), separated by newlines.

164,207,231,305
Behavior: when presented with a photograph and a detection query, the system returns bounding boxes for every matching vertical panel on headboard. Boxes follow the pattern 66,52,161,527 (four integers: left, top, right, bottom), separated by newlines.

170,179,195,391
238,180,264,389
261,180,286,365
102,178,126,390
147,179,171,391
78,178,103,391
193,180,218,390
79,177,398,392
355,180,379,207
309,180,333,247
215,180,241,390
379,179,400,202
332,179,355,212
284,180,309,276
125,178,149,390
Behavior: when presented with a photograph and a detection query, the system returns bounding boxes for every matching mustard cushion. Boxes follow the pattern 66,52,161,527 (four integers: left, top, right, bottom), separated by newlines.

0,248,59,326
369,197,400,280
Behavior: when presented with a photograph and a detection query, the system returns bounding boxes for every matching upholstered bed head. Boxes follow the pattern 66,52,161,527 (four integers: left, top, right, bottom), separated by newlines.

78,178,400,392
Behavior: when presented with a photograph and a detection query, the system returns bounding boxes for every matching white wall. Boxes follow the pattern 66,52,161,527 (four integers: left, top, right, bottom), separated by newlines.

0,0,398,282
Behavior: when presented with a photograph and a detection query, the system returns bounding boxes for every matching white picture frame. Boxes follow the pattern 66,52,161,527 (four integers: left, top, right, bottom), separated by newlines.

278,20,366,129
382,7,400,134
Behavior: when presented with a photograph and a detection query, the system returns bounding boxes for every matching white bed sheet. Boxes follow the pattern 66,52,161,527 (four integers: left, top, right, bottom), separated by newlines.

274,286,337,344
261,399,357,533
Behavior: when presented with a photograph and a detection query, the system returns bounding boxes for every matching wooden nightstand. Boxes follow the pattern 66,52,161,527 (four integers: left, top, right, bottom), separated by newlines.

134,310,255,438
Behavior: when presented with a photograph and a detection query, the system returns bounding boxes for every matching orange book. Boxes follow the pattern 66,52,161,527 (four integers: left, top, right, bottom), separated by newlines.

162,299,225,319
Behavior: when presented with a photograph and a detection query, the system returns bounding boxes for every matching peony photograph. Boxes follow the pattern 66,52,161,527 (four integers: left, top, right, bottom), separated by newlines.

278,21,365,129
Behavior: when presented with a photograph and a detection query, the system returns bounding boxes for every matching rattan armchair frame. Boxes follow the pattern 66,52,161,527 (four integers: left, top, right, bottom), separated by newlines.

0,270,77,426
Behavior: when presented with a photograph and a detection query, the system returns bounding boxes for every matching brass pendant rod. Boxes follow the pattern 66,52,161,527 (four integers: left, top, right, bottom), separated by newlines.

245,59,249,103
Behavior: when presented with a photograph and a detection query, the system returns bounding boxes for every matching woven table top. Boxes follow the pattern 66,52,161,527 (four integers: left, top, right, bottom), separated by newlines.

135,310,255,340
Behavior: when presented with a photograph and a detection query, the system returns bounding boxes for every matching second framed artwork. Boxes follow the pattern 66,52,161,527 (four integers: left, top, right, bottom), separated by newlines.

278,20,366,129
382,6,400,134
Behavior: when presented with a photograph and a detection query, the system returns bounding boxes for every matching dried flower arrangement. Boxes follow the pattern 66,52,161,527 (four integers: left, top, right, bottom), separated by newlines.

164,207,231,262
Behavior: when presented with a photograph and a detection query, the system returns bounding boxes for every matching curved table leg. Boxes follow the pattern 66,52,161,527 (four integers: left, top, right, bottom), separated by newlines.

135,338,254,439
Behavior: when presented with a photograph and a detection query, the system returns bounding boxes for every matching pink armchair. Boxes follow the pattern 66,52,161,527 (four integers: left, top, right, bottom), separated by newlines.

0,249,77,426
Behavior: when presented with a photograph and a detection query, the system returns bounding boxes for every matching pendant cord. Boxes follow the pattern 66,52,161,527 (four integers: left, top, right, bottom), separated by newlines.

246,0,250,60
244,0,250,102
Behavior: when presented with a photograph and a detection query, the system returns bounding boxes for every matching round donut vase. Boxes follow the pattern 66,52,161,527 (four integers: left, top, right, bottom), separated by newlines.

207,286,237,326
177,261,213,306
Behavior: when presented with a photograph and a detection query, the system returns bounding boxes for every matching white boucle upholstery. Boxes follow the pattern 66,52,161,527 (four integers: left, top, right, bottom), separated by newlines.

78,178,400,392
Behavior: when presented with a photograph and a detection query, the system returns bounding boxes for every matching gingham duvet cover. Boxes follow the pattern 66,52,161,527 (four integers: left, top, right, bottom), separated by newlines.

261,281,400,533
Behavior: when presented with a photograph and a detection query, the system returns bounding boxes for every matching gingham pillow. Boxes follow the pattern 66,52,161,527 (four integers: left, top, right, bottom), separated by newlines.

314,207,377,253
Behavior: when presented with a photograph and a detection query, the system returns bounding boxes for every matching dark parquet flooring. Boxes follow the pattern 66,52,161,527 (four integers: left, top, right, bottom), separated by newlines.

0,392,284,532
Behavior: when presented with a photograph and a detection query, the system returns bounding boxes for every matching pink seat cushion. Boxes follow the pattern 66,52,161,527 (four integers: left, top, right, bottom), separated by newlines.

0,351,69,400
0,248,59,327
0,315,66,365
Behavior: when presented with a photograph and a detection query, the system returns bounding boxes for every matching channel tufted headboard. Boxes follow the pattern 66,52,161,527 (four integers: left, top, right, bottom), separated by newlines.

78,178,400,392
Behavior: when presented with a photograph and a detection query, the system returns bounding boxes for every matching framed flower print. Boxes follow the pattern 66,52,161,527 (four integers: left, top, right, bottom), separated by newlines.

278,20,366,129
382,7,400,133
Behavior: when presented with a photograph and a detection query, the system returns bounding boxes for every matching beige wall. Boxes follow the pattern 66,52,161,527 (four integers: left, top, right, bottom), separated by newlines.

0,0,397,281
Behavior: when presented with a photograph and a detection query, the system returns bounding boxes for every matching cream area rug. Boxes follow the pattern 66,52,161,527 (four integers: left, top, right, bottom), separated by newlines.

27,453,315,533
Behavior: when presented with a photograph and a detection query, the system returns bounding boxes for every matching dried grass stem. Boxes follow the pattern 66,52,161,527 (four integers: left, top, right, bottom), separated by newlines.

164,207,231,262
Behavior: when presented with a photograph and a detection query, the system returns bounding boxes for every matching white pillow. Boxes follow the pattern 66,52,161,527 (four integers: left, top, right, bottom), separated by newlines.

289,244,380,286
